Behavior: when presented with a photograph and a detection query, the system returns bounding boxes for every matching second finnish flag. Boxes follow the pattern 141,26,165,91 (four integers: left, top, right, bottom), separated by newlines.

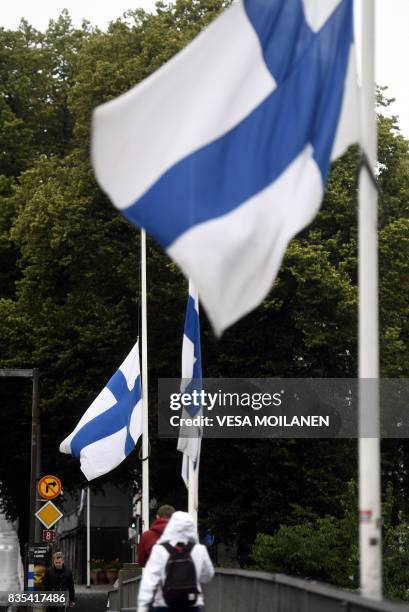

60,342,143,480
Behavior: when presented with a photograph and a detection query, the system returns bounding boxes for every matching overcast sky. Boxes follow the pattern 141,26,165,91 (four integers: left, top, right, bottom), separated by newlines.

1,0,408,137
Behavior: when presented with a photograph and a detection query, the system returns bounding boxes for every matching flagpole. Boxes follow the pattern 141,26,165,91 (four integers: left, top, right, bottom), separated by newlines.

86,487,91,589
188,286,200,528
141,229,150,531
188,457,198,526
358,0,382,600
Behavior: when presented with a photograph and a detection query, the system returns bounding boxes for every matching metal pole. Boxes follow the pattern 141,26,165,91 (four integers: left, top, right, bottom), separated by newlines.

358,0,382,599
185,285,200,527
188,458,198,527
35,372,41,544
86,487,91,588
29,369,40,547
141,229,150,531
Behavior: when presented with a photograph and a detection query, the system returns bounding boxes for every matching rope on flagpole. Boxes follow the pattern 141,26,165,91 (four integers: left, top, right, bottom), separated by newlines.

138,440,151,461
351,149,390,229
359,150,390,228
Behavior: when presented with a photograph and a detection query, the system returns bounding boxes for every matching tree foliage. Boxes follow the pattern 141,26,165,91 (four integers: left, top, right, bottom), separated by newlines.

0,1,408,572
252,483,409,601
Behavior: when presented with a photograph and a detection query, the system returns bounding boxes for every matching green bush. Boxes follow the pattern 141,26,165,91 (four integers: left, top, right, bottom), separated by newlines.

251,482,409,601
251,515,358,588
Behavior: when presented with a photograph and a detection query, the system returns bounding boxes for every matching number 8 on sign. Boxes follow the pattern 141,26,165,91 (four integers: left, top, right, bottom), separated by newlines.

42,529,56,543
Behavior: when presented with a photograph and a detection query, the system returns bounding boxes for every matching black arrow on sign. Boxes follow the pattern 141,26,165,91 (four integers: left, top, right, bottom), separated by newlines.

45,481,57,492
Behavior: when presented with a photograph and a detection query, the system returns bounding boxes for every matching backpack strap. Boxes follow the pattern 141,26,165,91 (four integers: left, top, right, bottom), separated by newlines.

161,541,196,553
185,541,195,553
161,542,175,555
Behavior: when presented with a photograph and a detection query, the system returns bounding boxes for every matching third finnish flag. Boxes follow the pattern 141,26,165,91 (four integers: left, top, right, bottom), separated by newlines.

178,281,202,489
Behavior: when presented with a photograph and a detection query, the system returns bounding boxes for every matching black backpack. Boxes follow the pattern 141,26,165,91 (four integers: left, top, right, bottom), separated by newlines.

161,541,198,607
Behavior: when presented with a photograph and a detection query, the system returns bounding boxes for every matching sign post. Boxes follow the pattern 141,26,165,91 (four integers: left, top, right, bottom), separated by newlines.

30,369,41,544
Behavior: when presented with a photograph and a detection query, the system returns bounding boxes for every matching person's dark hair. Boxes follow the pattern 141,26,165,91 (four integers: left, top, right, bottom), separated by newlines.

157,504,175,519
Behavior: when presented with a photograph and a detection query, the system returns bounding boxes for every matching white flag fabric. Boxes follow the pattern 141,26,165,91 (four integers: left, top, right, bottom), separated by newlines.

92,0,359,335
60,342,143,480
77,488,87,516
177,281,202,489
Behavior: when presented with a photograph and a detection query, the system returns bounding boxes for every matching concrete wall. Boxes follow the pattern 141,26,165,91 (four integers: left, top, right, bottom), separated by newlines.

107,569,409,612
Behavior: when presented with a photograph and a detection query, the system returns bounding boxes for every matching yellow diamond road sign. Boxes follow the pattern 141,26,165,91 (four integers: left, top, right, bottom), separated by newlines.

35,501,63,529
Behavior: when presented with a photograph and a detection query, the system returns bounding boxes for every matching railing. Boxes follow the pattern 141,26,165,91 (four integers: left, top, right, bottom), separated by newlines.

107,568,409,612
107,573,140,612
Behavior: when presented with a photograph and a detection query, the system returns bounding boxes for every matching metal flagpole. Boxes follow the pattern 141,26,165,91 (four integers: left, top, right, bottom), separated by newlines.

358,0,382,599
141,229,150,531
86,487,91,589
186,287,200,527
188,458,198,526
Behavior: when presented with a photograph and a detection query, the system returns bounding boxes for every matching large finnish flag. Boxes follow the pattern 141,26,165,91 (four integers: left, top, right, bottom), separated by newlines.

178,281,202,489
60,342,143,480
92,0,359,335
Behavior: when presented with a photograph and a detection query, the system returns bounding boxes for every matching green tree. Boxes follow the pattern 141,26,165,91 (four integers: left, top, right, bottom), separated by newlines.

252,483,409,601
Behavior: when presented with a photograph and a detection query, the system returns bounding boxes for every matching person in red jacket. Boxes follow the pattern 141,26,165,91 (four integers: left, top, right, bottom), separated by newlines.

137,505,175,567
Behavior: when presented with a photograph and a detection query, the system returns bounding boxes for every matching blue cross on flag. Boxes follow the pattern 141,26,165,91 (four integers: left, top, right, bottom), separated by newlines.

60,342,143,480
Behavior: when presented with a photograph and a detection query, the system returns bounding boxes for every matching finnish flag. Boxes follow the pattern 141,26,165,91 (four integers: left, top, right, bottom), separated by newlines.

60,342,143,480
178,281,202,488
92,0,359,335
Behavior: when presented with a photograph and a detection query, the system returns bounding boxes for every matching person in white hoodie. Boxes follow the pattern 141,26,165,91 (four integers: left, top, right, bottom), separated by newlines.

137,511,214,612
